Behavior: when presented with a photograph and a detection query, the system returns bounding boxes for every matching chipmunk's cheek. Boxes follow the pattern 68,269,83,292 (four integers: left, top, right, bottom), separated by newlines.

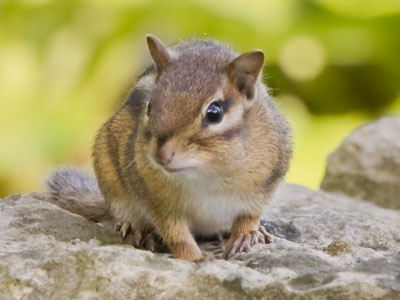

198,150,214,164
166,151,200,172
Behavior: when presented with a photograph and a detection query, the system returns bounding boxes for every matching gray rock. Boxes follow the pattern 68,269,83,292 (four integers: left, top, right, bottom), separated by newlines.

1,184,400,299
321,117,400,209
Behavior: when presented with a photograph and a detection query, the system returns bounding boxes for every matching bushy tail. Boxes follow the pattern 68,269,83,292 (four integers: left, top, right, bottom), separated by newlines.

45,167,108,222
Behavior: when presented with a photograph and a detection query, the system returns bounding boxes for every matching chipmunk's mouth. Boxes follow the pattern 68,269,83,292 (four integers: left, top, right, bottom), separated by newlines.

164,166,192,173
148,154,194,174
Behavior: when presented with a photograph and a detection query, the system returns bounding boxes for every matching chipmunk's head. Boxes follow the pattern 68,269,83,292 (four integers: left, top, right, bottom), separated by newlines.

143,34,265,176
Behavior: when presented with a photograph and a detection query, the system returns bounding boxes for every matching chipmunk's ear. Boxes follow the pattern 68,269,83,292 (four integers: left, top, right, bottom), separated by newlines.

227,50,264,100
146,34,172,74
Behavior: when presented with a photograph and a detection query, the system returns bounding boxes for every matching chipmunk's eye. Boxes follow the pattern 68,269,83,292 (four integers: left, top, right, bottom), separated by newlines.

205,102,223,124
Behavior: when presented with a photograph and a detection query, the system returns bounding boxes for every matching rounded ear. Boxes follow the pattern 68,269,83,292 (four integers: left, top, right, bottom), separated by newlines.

146,34,172,73
226,50,264,99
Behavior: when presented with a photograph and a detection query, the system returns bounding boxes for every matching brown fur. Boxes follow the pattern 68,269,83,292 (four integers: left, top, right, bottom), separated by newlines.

84,35,291,261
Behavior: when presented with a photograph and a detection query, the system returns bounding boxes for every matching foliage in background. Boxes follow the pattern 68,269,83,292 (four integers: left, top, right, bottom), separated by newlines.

1,0,400,197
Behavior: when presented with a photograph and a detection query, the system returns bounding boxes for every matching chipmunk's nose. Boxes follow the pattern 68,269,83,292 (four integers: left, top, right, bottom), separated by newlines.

154,136,176,166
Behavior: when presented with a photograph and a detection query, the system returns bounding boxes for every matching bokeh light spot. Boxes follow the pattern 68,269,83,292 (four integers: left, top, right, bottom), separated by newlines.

279,36,326,82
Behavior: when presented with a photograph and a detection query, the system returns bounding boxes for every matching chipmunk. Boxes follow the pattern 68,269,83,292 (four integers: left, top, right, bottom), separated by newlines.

46,34,292,262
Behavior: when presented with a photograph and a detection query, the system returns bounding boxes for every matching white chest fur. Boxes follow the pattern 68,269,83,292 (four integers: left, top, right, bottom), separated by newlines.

178,170,252,236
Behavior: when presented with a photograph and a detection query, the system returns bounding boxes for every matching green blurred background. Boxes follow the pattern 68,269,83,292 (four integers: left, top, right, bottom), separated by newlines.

1,0,400,197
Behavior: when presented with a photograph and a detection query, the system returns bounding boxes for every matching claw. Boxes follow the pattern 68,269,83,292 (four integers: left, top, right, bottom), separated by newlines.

115,221,132,239
132,228,160,252
133,229,142,247
115,222,162,253
258,233,266,244
144,233,156,252
222,234,244,259
239,233,251,253
259,225,273,244
250,231,258,245
223,226,273,259
121,222,132,239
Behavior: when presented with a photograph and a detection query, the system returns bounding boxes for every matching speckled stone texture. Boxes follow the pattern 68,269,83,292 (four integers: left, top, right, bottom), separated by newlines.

2,117,400,299
1,183,399,299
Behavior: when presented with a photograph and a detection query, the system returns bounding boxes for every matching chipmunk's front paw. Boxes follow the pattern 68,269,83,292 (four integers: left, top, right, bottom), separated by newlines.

132,230,158,252
222,226,273,259
114,222,158,252
114,221,132,239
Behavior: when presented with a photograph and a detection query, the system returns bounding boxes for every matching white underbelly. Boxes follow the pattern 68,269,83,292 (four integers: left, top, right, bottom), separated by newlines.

178,169,255,236
184,192,249,236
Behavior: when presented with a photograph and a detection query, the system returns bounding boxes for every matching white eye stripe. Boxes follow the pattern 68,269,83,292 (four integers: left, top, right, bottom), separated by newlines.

212,104,243,133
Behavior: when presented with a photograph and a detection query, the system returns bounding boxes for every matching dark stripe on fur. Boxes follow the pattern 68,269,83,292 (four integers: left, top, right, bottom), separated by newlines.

106,117,125,190
220,124,242,140
123,123,149,200
220,110,249,141
138,64,155,80
263,166,283,192
125,87,149,118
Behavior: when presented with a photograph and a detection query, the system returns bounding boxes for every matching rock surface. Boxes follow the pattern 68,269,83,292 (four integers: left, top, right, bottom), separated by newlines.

321,117,400,210
1,184,400,300
2,117,400,299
